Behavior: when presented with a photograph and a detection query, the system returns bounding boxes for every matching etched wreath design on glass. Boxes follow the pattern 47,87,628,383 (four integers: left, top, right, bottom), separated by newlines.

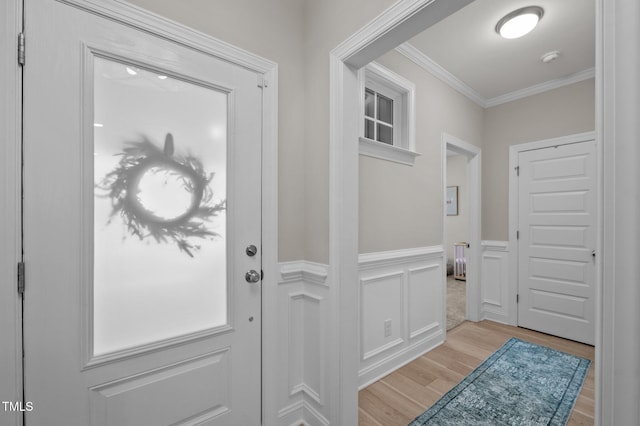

97,133,225,257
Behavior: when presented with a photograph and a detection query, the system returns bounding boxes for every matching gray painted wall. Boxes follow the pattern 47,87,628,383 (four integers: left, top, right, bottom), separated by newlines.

482,78,595,240
125,1,595,258
359,50,483,254
129,0,398,263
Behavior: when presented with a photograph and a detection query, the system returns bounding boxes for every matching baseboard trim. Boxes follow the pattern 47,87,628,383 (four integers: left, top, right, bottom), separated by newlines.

483,310,510,325
358,329,444,389
302,400,330,426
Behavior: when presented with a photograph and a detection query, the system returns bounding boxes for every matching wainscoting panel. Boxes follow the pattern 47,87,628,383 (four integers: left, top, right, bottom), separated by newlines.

360,271,405,360
408,264,442,340
358,247,445,389
480,241,510,324
277,262,330,426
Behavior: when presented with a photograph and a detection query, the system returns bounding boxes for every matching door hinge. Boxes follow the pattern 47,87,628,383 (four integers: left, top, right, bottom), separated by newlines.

516,294,519,304
515,166,520,176
257,75,268,89
516,230,520,240
18,33,25,66
17,261,25,295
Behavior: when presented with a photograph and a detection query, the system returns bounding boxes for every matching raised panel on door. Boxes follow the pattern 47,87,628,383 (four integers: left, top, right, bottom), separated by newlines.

517,140,596,345
22,1,262,424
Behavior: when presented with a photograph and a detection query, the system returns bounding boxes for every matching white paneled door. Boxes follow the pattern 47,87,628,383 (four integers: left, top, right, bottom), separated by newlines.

517,140,596,345
23,1,263,424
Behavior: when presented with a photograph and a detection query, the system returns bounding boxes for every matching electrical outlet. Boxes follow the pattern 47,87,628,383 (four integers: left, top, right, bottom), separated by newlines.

384,319,392,337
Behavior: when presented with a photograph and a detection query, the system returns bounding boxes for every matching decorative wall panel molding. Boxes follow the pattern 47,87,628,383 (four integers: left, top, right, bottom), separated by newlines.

357,246,445,388
280,261,329,287
359,246,443,270
276,261,330,426
480,241,510,324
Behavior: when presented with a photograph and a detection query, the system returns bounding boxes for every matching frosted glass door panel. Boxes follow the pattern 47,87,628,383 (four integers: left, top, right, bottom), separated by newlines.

93,57,228,356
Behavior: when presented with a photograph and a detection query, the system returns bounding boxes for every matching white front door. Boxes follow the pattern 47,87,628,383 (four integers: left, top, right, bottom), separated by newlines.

517,140,596,345
23,1,263,424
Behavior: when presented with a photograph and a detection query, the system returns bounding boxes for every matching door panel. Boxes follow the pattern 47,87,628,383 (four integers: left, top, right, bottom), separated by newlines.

517,141,596,345
23,0,262,424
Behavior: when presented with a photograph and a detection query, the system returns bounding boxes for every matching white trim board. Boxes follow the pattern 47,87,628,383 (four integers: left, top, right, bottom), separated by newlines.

395,42,595,109
395,42,485,106
0,1,23,425
359,245,443,269
481,240,508,251
280,261,329,286
60,0,276,74
359,137,421,166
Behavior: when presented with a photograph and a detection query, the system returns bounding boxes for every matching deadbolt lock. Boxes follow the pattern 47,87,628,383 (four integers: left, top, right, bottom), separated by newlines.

246,245,258,257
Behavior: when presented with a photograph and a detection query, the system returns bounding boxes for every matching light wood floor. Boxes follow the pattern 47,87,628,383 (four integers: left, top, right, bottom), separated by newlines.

358,321,595,426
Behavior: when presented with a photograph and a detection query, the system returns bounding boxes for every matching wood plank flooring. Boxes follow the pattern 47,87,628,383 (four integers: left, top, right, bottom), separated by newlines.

358,320,595,425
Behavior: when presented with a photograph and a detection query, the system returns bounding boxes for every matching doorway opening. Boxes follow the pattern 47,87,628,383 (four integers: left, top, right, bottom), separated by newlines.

444,152,469,330
331,1,602,424
443,134,481,330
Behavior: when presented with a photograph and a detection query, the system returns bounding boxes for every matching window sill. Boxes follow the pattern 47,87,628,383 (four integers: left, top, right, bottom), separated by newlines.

359,137,421,166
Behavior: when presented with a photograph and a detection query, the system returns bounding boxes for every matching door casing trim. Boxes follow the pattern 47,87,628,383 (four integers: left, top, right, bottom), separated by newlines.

329,1,477,423
0,0,24,425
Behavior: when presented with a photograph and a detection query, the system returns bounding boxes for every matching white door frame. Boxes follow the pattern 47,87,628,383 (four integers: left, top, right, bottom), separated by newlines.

442,133,482,322
0,0,24,425
1,0,278,424
329,1,475,423
508,131,597,328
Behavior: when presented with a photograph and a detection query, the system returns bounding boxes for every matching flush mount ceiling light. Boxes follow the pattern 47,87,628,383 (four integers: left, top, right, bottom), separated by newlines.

496,6,544,39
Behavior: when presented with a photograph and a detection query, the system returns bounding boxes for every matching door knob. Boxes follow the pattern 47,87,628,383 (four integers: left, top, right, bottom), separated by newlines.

245,270,261,283
246,245,258,257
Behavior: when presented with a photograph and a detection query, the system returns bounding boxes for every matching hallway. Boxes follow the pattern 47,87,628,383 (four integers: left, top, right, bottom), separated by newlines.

358,320,595,425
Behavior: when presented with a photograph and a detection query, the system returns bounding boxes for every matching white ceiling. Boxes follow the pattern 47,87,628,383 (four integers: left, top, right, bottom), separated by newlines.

406,0,595,102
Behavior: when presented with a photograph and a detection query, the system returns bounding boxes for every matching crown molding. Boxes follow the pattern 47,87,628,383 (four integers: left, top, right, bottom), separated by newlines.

395,42,486,107
484,67,596,107
395,42,595,109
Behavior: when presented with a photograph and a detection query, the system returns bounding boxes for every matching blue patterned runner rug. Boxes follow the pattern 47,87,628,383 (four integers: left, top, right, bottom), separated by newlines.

408,337,591,426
